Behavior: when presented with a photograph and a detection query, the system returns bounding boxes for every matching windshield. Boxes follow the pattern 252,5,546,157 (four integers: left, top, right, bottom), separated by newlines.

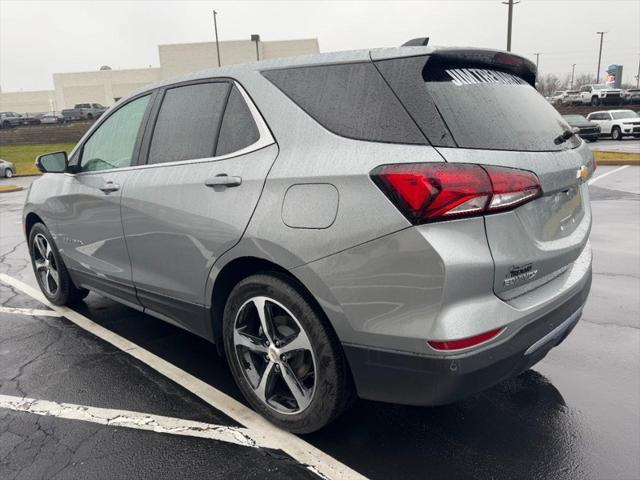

421,63,579,151
611,111,639,120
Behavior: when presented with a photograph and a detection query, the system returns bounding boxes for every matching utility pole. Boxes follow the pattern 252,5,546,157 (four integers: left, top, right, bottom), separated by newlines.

571,63,576,89
533,52,541,71
595,31,607,83
502,0,520,52
213,10,221,67
636,55,639,88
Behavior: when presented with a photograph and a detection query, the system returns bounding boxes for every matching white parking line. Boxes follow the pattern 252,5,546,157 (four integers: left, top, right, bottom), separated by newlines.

588,165,630,185
0,273,366,480
0,394,261,448
0,306,62,317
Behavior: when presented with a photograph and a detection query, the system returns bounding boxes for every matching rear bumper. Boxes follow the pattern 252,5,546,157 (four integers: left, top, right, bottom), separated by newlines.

343,271,591,406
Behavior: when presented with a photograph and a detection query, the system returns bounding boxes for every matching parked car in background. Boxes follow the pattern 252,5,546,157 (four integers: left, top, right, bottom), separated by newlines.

62,103,107,121
586,109,640,140
562,114,600,142
0,111,40,128
562,90,581,105
549,90,567,105
622,88,640,104
578,84,623,106
24,45,593,433
0,159,16,178
37,111,66,124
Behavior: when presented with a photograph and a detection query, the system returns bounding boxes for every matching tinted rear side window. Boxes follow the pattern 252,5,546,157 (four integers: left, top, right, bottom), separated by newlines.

262,62,426,145
149,82,230,164
216,85,260,156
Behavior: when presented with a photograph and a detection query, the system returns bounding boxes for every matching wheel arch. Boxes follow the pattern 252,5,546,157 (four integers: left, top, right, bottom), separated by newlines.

24,211,44,239
208,254,351,362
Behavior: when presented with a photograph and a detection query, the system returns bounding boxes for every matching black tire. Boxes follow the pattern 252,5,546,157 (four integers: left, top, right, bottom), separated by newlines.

222,273,354,433
611,126,622,141
4,168,13,178
2,120,11,128
591,96,599,106
28,223,89,305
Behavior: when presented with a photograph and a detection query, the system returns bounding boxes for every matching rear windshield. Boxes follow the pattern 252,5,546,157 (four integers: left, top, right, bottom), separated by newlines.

422,62,580,151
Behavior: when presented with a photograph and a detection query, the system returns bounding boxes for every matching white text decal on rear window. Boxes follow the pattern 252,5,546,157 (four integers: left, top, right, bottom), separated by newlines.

445,69,527,86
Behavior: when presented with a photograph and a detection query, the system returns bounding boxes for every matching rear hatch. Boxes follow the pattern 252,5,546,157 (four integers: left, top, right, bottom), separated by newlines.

373,48,594,299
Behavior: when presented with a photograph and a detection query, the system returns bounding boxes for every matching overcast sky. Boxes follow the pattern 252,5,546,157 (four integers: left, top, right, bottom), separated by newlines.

1,0,638,92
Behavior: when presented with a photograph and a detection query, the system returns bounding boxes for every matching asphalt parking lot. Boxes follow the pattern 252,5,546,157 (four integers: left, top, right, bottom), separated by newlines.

1,163,639,479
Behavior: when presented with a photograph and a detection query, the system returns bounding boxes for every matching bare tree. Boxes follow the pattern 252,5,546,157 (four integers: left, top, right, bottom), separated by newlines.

572,74,594,89
536,73,563,97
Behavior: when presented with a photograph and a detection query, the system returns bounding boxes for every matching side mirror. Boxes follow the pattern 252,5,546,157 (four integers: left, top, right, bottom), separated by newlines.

36,151,68,173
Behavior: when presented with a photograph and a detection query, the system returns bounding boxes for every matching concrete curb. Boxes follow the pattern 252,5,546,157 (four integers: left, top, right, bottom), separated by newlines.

0,185,24,193
593,150,640,165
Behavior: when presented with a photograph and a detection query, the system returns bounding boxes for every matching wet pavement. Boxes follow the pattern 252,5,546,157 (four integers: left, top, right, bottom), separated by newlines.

1,166,639,480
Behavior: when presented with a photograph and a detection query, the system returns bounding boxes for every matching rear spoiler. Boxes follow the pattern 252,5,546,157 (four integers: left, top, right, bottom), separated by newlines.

423,49,537,86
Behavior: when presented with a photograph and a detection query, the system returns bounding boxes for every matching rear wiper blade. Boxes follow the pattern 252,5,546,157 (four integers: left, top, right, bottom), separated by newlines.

554,129,577,145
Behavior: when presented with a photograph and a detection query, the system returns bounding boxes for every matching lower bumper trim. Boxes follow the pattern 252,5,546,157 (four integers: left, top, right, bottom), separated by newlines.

343,273,591,406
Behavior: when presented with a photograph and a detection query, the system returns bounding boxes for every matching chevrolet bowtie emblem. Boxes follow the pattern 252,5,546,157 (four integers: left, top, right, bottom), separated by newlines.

577,165,589,181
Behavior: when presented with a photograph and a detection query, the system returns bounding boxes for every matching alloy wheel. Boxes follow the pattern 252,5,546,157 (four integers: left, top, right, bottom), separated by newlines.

32,233,59,296
233,296,316,415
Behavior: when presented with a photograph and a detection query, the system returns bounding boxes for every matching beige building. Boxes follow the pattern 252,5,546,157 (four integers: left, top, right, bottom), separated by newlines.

1,37,319,113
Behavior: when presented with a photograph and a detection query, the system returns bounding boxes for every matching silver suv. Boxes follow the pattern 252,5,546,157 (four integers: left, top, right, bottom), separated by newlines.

24,46,593,433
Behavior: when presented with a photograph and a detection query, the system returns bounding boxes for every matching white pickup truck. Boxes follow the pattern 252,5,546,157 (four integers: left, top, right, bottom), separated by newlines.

578,84,623,106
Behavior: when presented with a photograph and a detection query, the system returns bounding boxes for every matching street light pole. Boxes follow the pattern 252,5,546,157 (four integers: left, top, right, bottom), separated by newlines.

571,63,576,89
636,55,639,88
213,10,221,67
533,52,541,71
251,34,260,61
501,0,520,52
595,31,607,83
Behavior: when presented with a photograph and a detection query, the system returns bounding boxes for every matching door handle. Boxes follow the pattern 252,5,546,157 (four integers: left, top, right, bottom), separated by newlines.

99,182,120,194
205,174,242,188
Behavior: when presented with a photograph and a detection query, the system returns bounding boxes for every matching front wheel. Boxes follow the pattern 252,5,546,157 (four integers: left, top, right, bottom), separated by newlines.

223,274,354,433
611,127,622,141
591,96,600,106
28,223,89,305
4,168,13,178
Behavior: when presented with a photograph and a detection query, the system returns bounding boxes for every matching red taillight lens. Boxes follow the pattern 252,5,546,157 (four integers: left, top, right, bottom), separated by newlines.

371,163,541,223
428,327,503,351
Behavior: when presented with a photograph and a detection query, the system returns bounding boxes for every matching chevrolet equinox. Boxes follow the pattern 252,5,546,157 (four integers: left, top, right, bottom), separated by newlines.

24,45,593,433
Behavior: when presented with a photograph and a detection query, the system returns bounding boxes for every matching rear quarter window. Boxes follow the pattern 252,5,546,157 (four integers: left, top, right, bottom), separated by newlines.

262,62,427,145
215,85,260,156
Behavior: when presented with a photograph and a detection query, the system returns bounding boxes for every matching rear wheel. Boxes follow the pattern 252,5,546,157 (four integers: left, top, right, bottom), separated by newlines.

4,168,13,178
28,223,89,305
611,126,622,141
223,274,353,433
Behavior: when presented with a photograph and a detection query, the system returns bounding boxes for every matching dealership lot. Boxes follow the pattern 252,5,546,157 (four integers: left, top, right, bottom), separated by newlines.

1,165,639,479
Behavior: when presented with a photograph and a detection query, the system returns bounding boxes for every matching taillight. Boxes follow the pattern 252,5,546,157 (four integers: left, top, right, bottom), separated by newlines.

428,327,503,351
371,163,541,223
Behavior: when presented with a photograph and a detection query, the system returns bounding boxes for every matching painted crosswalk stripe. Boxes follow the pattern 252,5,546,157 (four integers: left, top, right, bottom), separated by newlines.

0,306,62,317
0,273,366,480
0,394,262,448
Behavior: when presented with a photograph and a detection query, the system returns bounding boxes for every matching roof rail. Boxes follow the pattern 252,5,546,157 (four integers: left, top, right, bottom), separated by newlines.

402,37,429,47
